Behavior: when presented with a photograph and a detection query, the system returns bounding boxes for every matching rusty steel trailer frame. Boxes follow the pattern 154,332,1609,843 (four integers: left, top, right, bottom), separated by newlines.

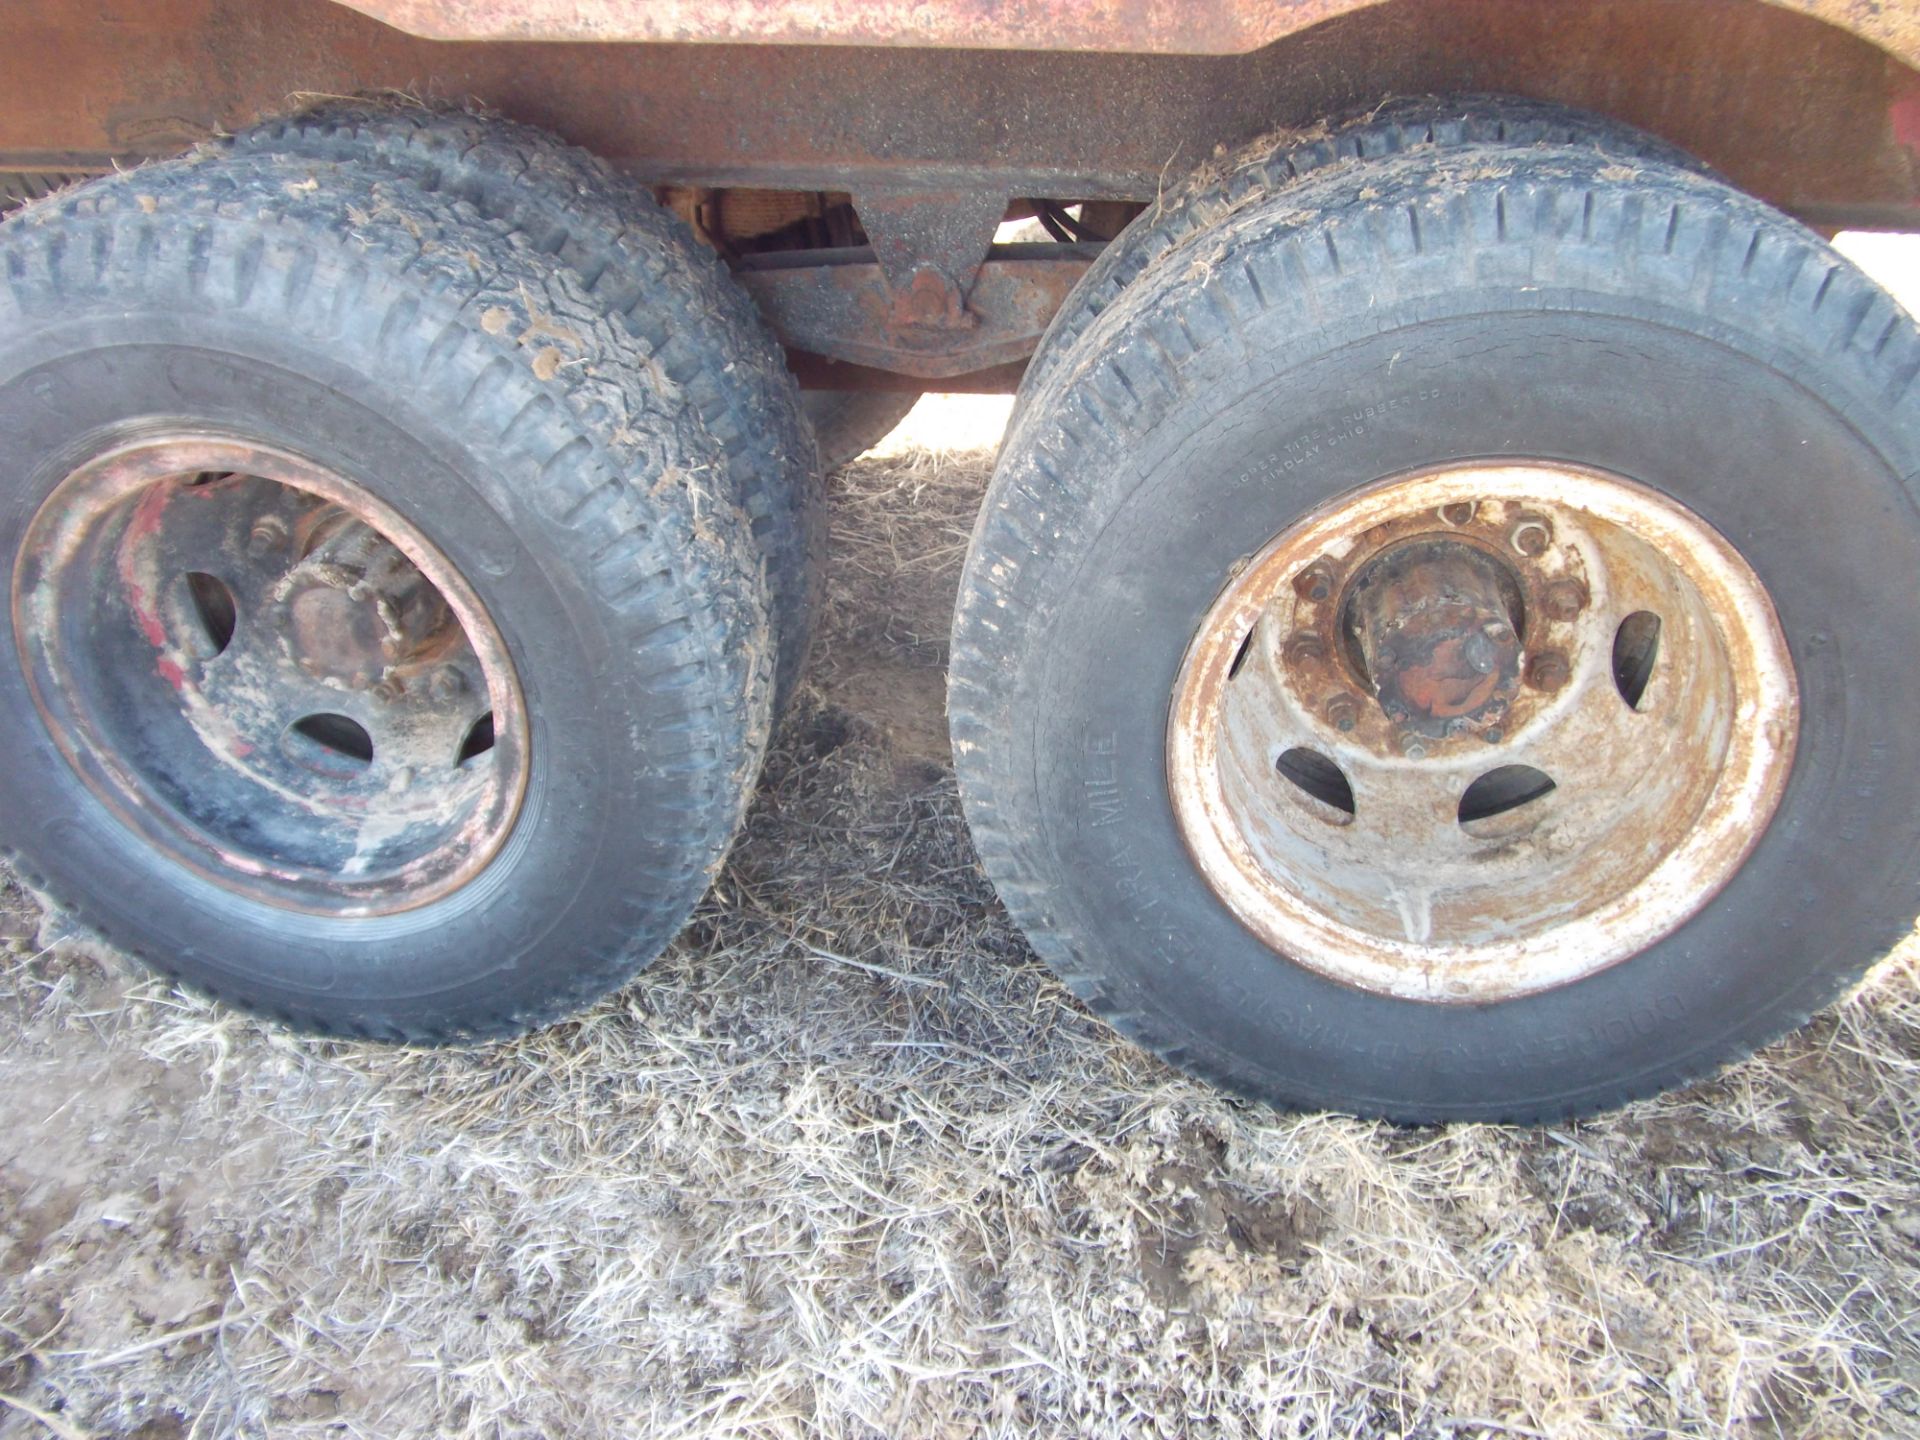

4,0,1919,387
331,0,1920,60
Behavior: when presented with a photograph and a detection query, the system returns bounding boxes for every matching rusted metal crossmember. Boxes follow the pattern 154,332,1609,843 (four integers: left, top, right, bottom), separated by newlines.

736,239,1097,379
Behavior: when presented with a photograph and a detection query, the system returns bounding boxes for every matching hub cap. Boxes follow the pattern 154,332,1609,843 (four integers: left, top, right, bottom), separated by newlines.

13,437,529,917
1167,461,1798,1002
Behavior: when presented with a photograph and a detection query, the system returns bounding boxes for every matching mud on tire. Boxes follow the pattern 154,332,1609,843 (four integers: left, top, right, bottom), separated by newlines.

223,101,825,713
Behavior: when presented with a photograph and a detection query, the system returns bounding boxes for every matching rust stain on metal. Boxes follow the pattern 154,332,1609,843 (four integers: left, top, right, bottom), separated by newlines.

1341,537,1524,739
889,265,975,333
329,0,1920,69
1165,461,1800,1004
4,0,1917,386
332,0,1378,51
13,435,530,918
4,0,1912,223
1261,503,1585,757
737,251,1092,377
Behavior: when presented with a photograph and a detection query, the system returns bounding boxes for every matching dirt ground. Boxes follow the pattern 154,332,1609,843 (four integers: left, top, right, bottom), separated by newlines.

4,249,1920,1437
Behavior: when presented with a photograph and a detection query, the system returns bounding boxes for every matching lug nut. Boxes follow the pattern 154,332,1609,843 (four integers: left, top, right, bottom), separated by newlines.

1543,579,1589,622
1284,631,1326,665
1508,514,1552,557
1524,651,1571,692
1323,694,1359,732
1292,561,1335,604
371,677,405,703
248,514,289,557
1439,501,1477,527
428,666,468,703
1400,736,1429,760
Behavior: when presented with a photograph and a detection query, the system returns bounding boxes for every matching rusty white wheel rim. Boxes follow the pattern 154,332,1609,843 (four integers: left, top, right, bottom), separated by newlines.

13,436,530,917
1167,461,1798,1003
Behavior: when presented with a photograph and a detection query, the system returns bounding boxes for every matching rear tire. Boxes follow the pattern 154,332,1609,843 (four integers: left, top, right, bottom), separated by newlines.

953,144,1920,1120
1,151,773,1040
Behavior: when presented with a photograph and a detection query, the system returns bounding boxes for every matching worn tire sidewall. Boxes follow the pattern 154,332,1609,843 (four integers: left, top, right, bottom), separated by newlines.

0,312,694,1028
1002,295,1920,1117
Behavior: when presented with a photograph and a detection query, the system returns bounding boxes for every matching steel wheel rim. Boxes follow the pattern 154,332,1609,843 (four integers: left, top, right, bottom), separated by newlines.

1167,460,1799,1003
13,435,531,918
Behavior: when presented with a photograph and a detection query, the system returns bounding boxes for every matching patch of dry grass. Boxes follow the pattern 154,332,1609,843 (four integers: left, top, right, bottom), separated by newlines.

2,426,1918,1440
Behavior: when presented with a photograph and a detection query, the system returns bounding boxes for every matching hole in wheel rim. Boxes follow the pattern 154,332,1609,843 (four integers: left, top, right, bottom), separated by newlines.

1458,764,1555,825
1612,611,1662,710
181,572,237,656
1277,746,1355,822
458,712,496,767
288,713,375,772
1227,624,1256,680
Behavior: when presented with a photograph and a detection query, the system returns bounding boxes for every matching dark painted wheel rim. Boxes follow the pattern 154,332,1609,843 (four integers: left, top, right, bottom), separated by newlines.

13,436,530,916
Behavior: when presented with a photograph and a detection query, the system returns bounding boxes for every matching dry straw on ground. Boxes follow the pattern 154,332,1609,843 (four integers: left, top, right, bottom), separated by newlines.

1,406,1917,1440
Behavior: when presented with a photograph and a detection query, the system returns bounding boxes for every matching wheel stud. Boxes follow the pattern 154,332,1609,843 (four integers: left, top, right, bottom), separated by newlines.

248,514,289,557
1439,501,1477,526
1524,651,1572,692
1543,579,1588,621
1284,631,1326,665
1508,514,1553,556
1323,694,1359,732
1293,561,1335,603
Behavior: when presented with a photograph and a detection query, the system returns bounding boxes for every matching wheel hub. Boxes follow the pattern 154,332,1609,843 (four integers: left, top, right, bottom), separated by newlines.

1341,537,1524,739
276,511,458,692
1167,460,1798,1002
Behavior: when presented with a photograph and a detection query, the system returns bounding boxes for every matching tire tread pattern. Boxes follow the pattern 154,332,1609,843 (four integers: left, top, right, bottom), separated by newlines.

222,100,824,712
1018,94,1710,420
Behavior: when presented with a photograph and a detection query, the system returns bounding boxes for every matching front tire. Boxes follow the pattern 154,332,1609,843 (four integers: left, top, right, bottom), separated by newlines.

952,144,1920,1120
